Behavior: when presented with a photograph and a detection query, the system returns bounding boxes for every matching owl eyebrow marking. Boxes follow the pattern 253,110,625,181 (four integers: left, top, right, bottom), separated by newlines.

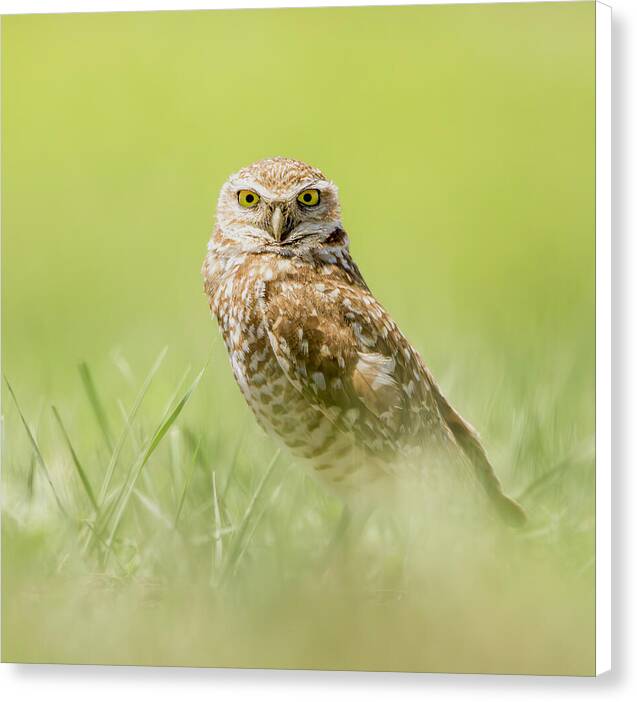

230,180,270,198
293,179,332,197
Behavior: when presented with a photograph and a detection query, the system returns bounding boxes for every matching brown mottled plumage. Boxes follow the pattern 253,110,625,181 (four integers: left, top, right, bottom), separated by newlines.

202,157,526,525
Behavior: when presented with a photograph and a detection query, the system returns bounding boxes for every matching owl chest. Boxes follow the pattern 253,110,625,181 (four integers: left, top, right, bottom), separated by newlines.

210,268,356,470
210,273,309,430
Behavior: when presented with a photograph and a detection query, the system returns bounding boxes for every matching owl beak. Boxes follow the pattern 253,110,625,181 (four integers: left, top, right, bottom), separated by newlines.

271,206,284,242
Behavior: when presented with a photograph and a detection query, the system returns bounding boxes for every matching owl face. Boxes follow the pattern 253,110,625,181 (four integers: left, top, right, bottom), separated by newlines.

216,157,342,249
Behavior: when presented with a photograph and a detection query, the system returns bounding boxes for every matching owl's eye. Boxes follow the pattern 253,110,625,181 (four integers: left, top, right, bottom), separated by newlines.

297,189,320,207
238,190,260,208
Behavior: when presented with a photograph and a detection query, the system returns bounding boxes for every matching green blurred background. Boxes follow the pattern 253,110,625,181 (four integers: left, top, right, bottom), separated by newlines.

2,1,594,394
1,2,596,673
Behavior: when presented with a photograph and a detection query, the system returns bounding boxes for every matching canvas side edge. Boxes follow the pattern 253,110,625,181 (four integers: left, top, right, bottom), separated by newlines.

595,0,612,678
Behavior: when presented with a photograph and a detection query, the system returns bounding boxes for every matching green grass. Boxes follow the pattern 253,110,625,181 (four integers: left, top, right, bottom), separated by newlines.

1,2,596,675
1,340,595,674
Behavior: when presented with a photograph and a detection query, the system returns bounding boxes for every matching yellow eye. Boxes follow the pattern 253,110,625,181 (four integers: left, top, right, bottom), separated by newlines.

297,189,320,207
238,190,260,208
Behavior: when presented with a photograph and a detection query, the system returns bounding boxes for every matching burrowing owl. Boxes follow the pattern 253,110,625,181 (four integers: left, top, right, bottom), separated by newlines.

203,157,525,525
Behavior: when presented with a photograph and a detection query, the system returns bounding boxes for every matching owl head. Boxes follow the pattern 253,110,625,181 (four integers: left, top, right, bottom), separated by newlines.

216,157,342,249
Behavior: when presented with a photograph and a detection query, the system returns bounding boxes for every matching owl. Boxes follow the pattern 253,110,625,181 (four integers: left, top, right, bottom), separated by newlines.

202,157,525,526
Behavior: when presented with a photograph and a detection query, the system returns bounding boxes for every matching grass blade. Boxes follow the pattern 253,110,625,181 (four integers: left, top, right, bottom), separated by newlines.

96,347,168,508
174,434,202,527
518,441,595,502
133,489,173,528
78,362,113,452
220,448,281,583
211,471,223,572
51,405,98,512
3,376,68,518
221,428,247,502
84,349,169,555
103,367,206,560
143,370,203,461
158,365,192,425
232,481,283,577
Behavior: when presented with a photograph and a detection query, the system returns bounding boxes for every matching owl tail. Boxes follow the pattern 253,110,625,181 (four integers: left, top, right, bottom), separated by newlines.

431,384,527,528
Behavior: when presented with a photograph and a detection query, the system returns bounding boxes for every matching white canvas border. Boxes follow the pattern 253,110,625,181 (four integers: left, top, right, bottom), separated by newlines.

0,0,617,691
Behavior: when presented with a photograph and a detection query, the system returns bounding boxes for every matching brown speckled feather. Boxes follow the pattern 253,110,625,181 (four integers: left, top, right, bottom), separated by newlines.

260,265,453,461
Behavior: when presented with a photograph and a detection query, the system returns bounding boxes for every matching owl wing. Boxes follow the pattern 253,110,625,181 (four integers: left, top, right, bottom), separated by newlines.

261,273,526,525
260,276,448,459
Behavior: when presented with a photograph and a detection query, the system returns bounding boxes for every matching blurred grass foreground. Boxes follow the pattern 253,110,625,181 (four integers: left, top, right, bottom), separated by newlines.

1,3,595,673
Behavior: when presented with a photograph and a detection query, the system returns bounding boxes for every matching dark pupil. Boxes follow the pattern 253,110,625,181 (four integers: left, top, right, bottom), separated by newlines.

245,193,254,203
303,193,312,202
